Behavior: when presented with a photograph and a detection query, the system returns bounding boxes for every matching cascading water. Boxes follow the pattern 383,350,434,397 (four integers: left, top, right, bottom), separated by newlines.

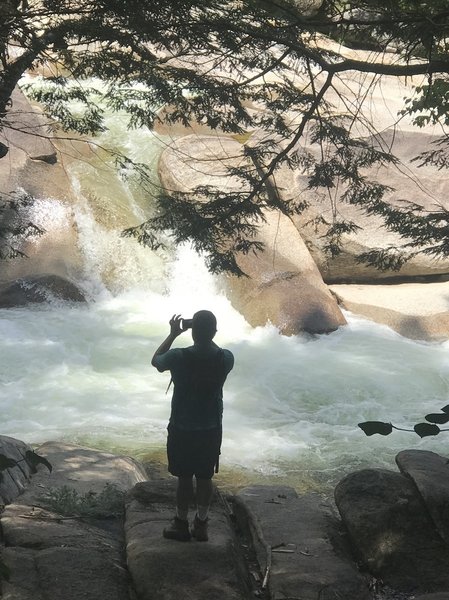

2,91,449,493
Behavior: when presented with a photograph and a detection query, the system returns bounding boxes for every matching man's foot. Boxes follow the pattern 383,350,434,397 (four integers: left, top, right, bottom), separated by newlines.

163,516,191,541
191,515,209,541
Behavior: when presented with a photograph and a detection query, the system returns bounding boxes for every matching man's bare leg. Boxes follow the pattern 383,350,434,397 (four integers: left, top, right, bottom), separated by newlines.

195,477,213,520
176,476,194,520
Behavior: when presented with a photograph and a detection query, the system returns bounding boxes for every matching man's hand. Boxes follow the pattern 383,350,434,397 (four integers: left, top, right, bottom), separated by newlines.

169,314,184,338
151,313,188,368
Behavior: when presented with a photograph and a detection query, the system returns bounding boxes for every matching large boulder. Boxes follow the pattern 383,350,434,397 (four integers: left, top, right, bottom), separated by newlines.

1,441,147,600
158,134,346,335
396,450,449,546
0,86,83,284
292,128,449,283
334,468,449,593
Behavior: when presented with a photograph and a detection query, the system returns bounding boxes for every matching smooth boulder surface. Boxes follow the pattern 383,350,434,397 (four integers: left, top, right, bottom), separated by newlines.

330,280,449,341
158,134,346,335
334,468,449,593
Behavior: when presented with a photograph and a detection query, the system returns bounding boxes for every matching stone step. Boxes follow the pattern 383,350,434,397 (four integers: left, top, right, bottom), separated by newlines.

233,485,371,600
125,480,248,600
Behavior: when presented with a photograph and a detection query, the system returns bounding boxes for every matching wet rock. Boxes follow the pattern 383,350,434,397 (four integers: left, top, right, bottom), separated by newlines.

0,275,87,307
0,86,83,285
234,485,370,600
334,468,449,593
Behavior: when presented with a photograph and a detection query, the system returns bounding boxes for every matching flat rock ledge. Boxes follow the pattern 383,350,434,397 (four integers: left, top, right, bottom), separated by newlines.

4,437,449,600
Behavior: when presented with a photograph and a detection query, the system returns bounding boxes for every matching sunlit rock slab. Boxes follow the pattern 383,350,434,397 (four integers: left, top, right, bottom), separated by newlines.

234,485,370,600
125,479,246,600
330,280,449,341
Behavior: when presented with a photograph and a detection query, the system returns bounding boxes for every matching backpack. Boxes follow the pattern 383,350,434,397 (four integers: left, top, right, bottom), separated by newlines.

181,348,226,401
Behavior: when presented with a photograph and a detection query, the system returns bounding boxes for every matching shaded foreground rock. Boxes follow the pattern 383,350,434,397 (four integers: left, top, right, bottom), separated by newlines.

1,441,147,600
396,450,449,546
8,439,449,600
334,468,449,593
233,485,370,600
126,479,246,600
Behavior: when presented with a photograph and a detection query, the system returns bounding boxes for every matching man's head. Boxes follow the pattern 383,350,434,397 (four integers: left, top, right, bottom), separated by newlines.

192,310,217,344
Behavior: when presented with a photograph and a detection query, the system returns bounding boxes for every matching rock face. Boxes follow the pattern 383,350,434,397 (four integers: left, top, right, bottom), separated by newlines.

0,87,83,288
5,438,449,600
226,210,347,334
292,128,449,284
334,466,449,593
158,134,346,335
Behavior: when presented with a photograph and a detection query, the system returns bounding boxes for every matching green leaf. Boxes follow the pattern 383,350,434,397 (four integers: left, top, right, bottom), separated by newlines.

441,404,449,414
0,454,17,471
358,421,393,436
25,451,52,473
425,413,449,424
414,423,441,438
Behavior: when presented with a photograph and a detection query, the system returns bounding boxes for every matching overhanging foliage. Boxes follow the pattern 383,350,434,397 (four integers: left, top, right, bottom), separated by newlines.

3,1,449,272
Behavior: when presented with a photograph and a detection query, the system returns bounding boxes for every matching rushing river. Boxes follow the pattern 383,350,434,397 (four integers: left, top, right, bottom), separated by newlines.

2,94,449,493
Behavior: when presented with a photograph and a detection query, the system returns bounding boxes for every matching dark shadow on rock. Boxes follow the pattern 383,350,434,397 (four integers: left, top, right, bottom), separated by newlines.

0,275,86,307
335,468,449,593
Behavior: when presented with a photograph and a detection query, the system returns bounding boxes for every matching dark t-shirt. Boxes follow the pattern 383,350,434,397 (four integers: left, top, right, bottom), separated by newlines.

153,342,234,430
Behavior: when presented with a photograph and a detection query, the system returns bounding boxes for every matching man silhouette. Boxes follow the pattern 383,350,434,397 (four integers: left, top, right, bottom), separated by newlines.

152,310,234,541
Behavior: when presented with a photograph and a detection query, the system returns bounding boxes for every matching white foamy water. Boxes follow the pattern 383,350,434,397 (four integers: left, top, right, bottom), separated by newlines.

2,240,449,490
5,85,449,491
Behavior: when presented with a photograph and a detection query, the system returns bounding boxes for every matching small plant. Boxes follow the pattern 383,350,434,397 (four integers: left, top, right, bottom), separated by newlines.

38,483,125,518
359,404,449,438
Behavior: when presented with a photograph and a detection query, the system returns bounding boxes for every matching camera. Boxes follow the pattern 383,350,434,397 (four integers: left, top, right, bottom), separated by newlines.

181,318,193,329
